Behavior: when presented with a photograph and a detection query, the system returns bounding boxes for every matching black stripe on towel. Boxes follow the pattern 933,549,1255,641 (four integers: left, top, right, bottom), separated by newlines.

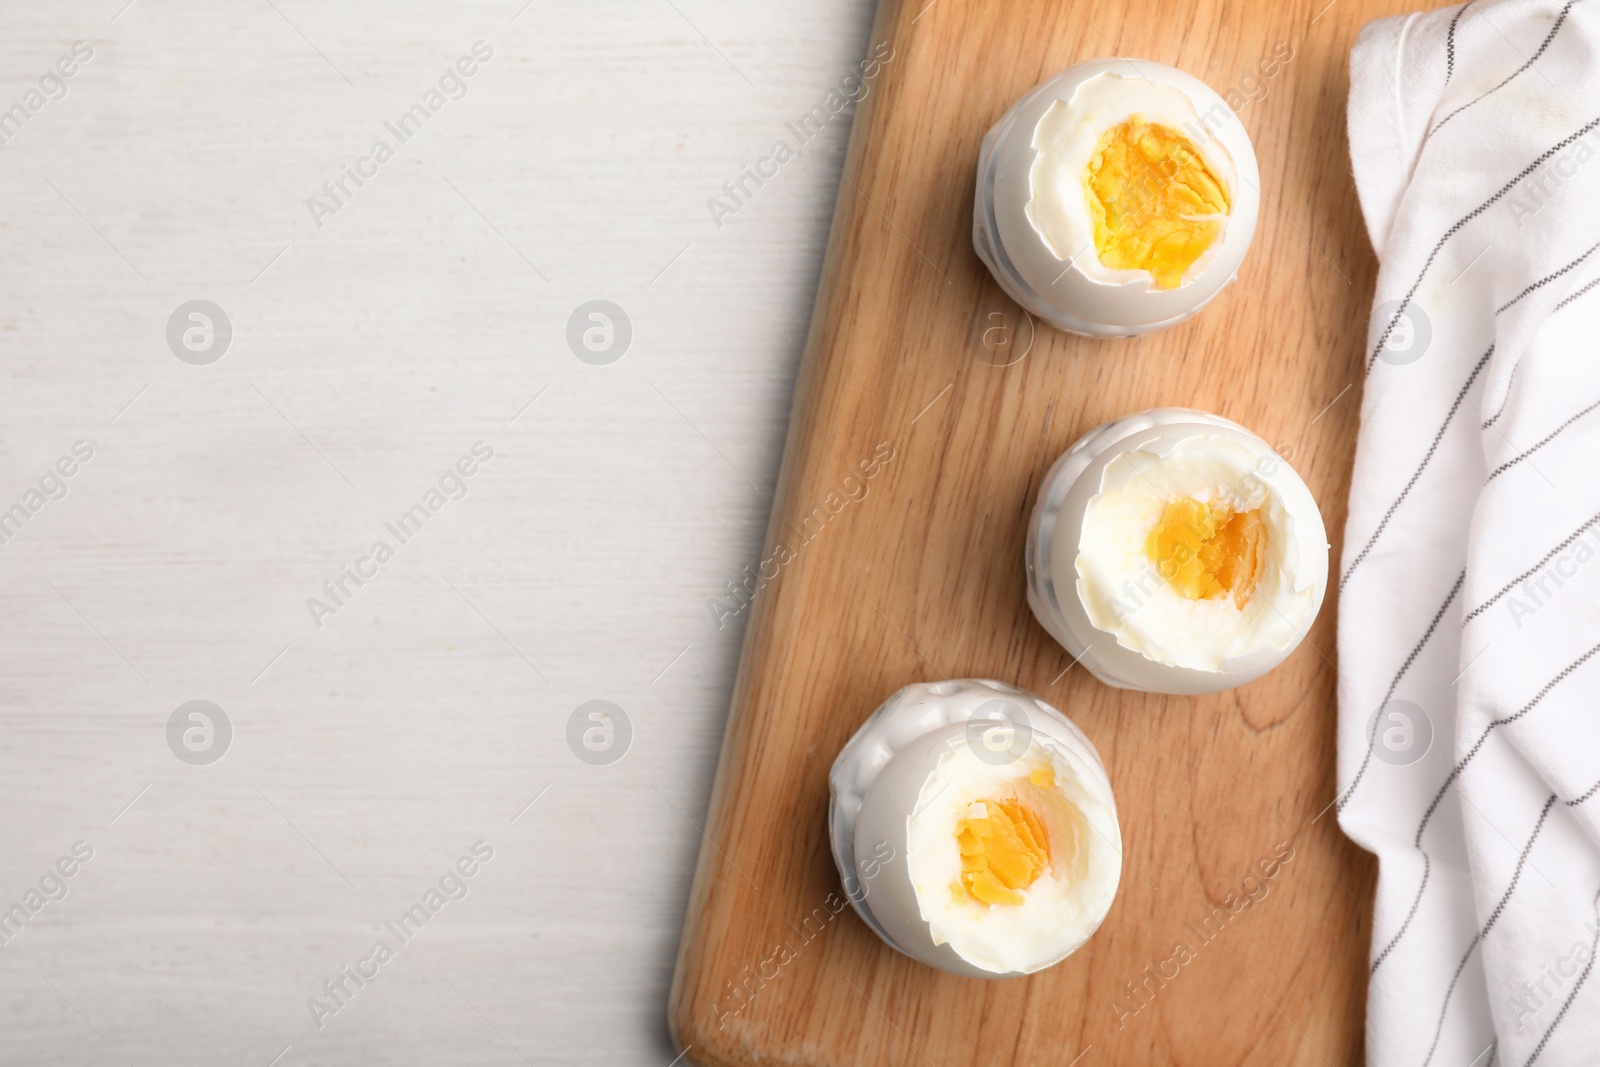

1524,884,1600,1064
1464,507,1600,622
1430,1,1579,138
1487,397,1600,480
1554,274,1600,313
1497,240,1600,315
1419,795,1557,1067
1372,852,1430,974
1338,570,1467,813
1366,115,1600,375
1371,643,1600,974
1342,347,1493,588
1444,1,1474,86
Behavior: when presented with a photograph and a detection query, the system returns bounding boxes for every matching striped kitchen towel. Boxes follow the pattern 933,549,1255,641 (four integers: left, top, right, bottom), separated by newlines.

1340,0,1600,1064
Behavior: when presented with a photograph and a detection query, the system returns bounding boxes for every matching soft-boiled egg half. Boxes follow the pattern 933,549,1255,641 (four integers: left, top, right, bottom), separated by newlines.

974,59,1260,336
1026,408,1328,694
828,679,1120,978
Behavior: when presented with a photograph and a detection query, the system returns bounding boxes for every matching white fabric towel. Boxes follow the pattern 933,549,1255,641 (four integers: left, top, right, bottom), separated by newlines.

1341,0,1600,1063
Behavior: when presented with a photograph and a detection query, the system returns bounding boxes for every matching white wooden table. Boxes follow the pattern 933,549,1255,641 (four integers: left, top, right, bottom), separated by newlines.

0,3,873,1063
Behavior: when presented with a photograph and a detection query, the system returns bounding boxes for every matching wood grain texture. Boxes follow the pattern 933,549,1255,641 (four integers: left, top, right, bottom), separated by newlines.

669,0,1430,1063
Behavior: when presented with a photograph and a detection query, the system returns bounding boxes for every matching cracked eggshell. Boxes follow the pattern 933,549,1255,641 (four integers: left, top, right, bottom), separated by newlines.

1025,408,1329,695
827,679,1121,979
973,59,1261,337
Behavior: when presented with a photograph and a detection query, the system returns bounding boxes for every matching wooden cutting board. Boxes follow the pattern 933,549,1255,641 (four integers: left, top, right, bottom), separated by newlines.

670,0,1419,1061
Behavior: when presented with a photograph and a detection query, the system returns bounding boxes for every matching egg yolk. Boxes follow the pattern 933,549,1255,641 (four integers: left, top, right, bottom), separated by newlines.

1145,498,1266,608
1082,117,1230,289
955,794,1052,906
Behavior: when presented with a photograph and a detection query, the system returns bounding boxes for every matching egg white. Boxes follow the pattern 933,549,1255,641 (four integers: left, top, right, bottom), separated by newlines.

1026,72,1238,290
905,730,1120,975
1073,434,1316,671
975,61,1262,336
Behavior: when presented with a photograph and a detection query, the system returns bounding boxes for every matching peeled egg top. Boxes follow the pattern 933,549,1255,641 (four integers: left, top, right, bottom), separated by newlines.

1072,434,1318,671
1027,74,1236,291
906,728,1117,975
975,60,1261,336
829,679,1121,977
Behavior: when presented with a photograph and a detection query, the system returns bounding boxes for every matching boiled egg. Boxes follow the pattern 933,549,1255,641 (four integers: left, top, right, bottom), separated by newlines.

1026,408,1328,694
974,60,1260,336
828,679,1120,978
